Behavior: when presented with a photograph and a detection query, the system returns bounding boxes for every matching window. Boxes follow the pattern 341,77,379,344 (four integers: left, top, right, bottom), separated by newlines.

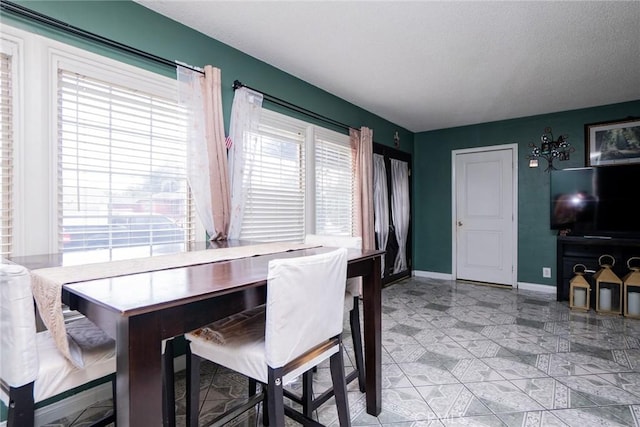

240,113,306,242
0,24,202,258
0,27,200,316
238,109,353,242
57,67,193,260
314,127,354,236
0,49,14,257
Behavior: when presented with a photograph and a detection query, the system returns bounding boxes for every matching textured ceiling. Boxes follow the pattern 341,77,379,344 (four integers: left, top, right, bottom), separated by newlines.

135,1,640,133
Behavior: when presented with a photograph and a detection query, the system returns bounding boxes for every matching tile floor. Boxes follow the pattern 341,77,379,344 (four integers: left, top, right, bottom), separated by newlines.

47,276,640,426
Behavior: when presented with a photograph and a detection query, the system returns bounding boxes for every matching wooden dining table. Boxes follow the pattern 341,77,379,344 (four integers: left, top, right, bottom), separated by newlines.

19,244,383,426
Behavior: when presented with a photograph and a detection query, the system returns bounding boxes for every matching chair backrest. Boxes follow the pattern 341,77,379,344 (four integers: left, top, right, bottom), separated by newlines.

304,234,362,251
0,263,39,388
305,234,362,296
265,248,348,368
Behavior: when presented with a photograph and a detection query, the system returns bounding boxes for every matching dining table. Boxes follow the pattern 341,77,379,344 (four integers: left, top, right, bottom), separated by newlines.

14,243,383,426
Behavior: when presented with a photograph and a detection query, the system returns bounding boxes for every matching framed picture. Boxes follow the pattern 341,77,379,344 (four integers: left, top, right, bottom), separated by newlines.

586,117,640,166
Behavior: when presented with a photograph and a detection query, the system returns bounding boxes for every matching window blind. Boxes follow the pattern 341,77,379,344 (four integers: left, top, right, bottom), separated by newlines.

314,128,353,236
57,69,194,256
0,52,13,256
239,113,306,242
237,109,354,243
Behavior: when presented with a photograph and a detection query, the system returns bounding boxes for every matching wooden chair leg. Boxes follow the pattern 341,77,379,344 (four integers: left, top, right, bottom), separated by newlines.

7,383,35,427
111,375,117,424
185,343,201,427
302,370,314,416
329,343,351,426
248,378,260,424
248,378,257,397
262,385,269,426
349,296,366,392
162,338,176,427
267,367,285,427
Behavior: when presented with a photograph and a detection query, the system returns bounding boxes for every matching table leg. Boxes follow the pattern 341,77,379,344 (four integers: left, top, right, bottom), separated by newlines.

362,255,382,416
116,313,163,426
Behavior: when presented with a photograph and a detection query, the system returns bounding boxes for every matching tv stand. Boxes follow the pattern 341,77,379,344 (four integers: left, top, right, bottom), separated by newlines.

556,236,640,302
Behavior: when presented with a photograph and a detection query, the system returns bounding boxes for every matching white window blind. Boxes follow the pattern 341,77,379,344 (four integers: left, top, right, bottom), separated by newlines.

314,128,353,236
57,68,194,258
237,109,354,243
0,52,13,256
240,112,306,242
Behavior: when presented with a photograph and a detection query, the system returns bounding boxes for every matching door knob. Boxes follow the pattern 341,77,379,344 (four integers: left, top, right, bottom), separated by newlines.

458,221,463,227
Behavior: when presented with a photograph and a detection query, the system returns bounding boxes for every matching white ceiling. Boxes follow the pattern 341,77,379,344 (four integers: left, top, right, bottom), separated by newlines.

135,1,640,133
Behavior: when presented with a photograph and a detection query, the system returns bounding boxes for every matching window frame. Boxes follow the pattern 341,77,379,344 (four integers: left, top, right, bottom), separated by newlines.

1,24,203,256
52,50,197,257
0,34,23,257
310,125,355,236
242,108,354,242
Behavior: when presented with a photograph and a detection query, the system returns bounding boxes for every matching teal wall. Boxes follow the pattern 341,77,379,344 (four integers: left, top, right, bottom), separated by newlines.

2,0,414,152
413,100,640,285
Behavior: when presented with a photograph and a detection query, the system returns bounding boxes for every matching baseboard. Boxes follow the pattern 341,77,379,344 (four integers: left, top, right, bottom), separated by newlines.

517,281,556,294
0,354,187,427
413,270,453,280
412,271,557,295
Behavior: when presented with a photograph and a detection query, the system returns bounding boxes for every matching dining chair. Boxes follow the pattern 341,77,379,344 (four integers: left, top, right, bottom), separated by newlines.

184,248,351,426
0,262,116,427
299,234,365,414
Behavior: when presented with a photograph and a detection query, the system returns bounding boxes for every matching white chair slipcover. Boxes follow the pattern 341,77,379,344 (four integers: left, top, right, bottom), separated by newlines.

0,262,116,427
304,234,363,303
302,234,366,401
185,248,351,426
1,264,39,389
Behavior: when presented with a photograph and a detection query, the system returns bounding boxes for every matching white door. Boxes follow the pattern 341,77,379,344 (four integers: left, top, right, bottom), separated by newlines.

453,146,516,286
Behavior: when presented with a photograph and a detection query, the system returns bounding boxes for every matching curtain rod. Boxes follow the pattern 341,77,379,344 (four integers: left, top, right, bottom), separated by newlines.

2,0,355,131
233,80,354,132
0,0,204,75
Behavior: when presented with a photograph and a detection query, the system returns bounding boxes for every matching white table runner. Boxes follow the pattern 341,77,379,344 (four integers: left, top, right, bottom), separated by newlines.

30,242,315,367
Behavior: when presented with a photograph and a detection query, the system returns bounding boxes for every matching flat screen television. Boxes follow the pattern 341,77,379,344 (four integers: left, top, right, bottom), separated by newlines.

550,164,640,237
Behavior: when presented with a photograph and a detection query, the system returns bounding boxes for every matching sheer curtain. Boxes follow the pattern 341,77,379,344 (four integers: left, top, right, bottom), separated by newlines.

350,127,375,250
373,153,389,277
227,87,264,239
177,65,230,240
390,158,410,273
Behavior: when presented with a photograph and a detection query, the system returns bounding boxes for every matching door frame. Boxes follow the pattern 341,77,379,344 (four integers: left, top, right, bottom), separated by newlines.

451,143,518,287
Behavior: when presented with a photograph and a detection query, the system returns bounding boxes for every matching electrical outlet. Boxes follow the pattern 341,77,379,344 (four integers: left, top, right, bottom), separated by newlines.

543,267,552,278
